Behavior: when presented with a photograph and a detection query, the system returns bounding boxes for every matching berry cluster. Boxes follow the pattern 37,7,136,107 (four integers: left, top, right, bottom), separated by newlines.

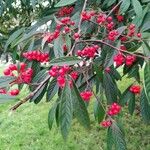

44,30,60,43
77,45,99,58
128,24,142,38
101,120,112,128
125,55,136,66
108,30,119,41
81,11,95,21
107,102,121,116
0,88,20,96
60,17,75,25
23,51,49,63
80,91,93,102
48,65,78,88
3,63,33,84
57,6,74,17
130,85,141,94
96,13,106,24
113,53,136,67
113,53,125,66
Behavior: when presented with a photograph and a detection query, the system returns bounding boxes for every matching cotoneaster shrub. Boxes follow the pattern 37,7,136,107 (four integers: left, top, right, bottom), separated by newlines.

0,0,150,149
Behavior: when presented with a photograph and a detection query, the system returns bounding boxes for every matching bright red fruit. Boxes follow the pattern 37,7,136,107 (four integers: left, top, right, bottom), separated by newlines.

57,76,66,88
107,102,121,116
117,15,124,22
101,120,112,128
130,85,141,94
113,53,125,66
9,89,20,96
80,91,93,102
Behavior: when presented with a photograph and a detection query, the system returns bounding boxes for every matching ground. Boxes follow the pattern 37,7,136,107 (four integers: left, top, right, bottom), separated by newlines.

0,66,150,150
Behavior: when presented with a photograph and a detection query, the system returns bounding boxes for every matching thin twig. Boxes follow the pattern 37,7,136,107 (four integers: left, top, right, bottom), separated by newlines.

78,40,150,60
77,0,88,34
10,76,50,111
106,0,123,18
68,0,88,56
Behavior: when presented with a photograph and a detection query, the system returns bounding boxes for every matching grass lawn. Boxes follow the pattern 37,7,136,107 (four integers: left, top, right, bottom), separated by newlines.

0,66,150,150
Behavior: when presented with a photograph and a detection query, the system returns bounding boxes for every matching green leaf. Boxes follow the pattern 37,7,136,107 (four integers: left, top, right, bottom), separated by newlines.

94,100,105,123
48,103,58,130
4,28,25,51
0,76,16,88
120,0,131,14
93,64,103,82
59,81,73,140
144,61,150,104
30,82,48,104
72,82,90,129
0,94,18,103
140,89,150,124
54,35,64,58
32,69,47,83
103,73,119,104
111,122,127,150
132,0,143,17
55,0,77,7
128,94,135,115
46,78,58,102
107,127,114,150
121,86,135,106
50,56,82,66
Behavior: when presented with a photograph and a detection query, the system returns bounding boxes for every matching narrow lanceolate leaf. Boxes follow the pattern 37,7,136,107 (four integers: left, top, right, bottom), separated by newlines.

128,94,135,115
132,0,143,17
103,73,118,104
107,127,114,150
111,122,127,150
4,27,25,51
94,100,105,123
0,76,16,88
48,103,58,130
93,64,103,82
50,56,82,66
55,0,77,7
140,89,150,124
46,78,58,102
72,82,90,129
0,94,18,103
59,81,73,140
54,35,64,58
120,0,131,14
144,62,150,104
30,82,48,104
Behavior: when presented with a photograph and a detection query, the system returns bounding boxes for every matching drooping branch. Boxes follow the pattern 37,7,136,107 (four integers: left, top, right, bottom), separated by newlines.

10,75,50,111
78,40,150,60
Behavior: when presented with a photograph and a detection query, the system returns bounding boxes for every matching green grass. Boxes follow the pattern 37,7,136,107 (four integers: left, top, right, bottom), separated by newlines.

0,67,150,150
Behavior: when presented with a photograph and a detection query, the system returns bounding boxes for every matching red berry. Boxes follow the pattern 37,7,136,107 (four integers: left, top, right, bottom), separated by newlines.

3,68,11,76
130,85,141,94
137,33,142,38
73,33,80,40
57,76,66,88
117,15,124,22
80,91,93,102
9,89,20,96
